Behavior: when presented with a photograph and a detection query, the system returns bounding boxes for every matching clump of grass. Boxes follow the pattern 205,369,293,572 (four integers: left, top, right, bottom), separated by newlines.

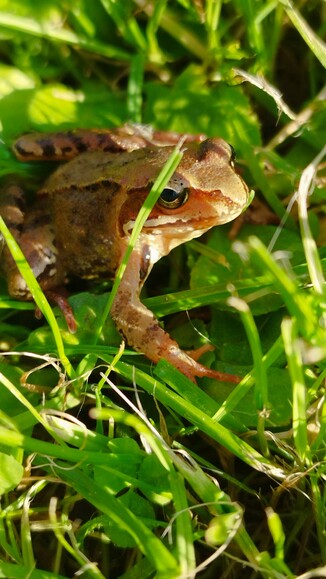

0,1,325,577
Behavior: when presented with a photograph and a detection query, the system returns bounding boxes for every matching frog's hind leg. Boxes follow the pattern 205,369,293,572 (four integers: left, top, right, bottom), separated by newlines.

35,289,77,333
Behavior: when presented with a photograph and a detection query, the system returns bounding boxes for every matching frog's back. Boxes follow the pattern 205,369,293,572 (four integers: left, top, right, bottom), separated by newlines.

41,147,175,195
50,181,123,279
41,148,173,279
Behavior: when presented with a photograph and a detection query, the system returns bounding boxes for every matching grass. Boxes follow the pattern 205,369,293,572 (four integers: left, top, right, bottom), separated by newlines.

0,0,325,577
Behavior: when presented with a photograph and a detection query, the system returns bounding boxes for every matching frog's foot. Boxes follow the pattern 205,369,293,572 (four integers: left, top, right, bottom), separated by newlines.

163,345,240,384
186,343,215,361
35,290,77,333
185,344,240,384
192,362,241,384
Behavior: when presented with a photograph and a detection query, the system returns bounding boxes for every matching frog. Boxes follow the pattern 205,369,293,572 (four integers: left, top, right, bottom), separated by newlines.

1,124,249,383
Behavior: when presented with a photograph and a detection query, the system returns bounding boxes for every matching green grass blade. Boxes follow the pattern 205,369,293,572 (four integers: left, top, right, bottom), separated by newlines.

297,146,326,296
55,467,179,577
167,471,196,575
93,143,184,342
0,218,74,378
310,471,326,563
100,0,147,50
281,318,309,464
0,12,130,60
279,0,326,68
48,498,105,579
247,236,318,339
112,360,285,478
127,54,145,123
228,297,269,456
0,561,68,578
206,0,222,51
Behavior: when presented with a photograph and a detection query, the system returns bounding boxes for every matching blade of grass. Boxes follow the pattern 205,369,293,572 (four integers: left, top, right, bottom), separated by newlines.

155,441,278,576
145,276,273,316
0,12,131,60
48,497,105,579
0,217,74,378
0,561,68,578
310,469,326,563
238,0,265,60
266,507,285,561
145,0,167,62
228,297,269,456
125,352,247,432
100,0,147,50
233,121,293,222
145,251,326,317
296,146,326,296
167,470,196,576
134,0,206,59
206,0,222,51
211,336,285,426
279,0,326,69
77,140,183,376
91,405,238,576
53,459,180,576
0,373,78,449
281,318,309,465
113,404,199,575
0,521,21,563
310,370,326,452
93,141,184,343
127,54,145,123
21,484,48,571
246,236,320,340
113,360,285,478
0,298,34,312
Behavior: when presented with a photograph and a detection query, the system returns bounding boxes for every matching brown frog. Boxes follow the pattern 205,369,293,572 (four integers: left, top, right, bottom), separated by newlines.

1,124,249,382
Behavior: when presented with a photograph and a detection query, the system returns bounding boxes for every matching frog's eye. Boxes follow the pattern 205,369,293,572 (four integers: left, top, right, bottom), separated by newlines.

158,187,188,209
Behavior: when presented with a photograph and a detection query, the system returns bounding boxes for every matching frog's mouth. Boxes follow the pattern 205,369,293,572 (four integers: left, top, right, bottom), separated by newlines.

123,206,243,237
144,211,241,231
123,209,242,262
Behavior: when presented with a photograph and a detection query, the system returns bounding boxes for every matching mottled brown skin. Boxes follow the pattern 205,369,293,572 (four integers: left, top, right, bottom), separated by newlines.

1,124,249,382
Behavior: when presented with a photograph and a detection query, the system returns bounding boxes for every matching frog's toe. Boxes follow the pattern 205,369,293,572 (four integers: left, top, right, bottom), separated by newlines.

38,290,77,333
186,344,241,383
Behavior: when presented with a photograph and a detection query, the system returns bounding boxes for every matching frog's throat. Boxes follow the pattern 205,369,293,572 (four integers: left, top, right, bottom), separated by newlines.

129,226,209,266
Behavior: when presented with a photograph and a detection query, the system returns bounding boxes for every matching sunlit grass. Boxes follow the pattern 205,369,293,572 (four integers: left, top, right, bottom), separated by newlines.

0,0,325,577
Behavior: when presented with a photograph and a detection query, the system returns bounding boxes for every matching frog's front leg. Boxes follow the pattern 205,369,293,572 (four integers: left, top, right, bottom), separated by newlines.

1,183,30,298
110,248,239,384
0,183,68,307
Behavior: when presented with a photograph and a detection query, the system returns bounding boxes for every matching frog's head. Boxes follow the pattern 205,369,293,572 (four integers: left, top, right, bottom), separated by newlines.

121,138,250,262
